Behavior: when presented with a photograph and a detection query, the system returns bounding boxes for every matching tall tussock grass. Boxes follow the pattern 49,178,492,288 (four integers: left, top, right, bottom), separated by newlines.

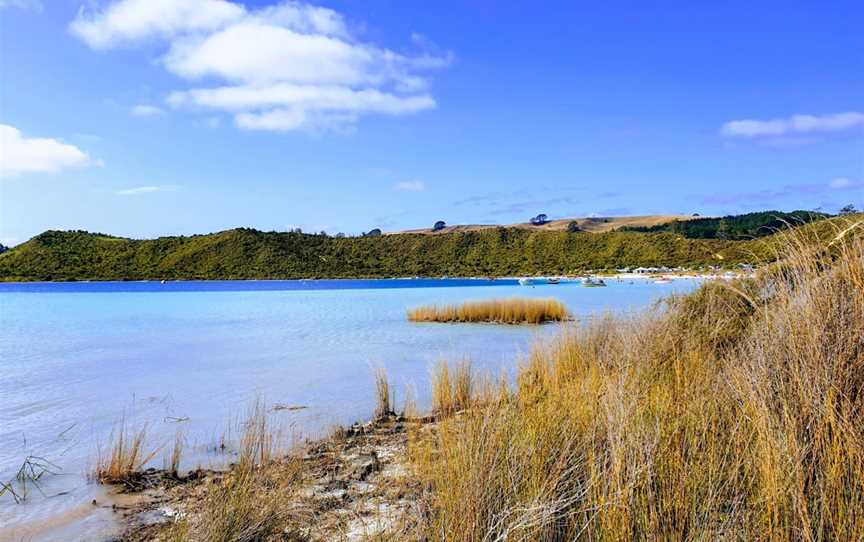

94,423,159,485
414,219,864,540
408,298,569,324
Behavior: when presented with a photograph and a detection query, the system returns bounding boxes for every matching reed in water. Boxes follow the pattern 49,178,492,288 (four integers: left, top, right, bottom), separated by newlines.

408,297,569,324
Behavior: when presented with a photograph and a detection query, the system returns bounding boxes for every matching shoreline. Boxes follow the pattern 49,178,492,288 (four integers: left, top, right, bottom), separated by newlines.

118,414,435,542
0,272,739,286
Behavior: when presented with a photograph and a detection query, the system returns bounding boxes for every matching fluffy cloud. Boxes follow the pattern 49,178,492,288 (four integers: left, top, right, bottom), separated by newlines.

393,179,425,192
0,124,99,178
721,112,864,138
70,0,449,132
69,0,244,49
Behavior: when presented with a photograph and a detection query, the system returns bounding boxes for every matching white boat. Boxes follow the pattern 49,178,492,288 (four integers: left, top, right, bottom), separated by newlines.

546,277,560,284
653,278,672,284
581,276,606,287
518,278,532,286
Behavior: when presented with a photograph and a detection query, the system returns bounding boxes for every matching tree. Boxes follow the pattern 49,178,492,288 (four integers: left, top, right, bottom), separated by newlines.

364,228,382,237
530,213,549,226
433,220,446,232
566,221,581,233
0,243,7,254
839,204,859,216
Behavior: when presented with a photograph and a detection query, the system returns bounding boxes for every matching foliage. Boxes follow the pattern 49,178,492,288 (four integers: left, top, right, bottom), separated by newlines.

530,213,549,225
0,227,759,281
2,215,855,281
622,210,829,239
433,220,447,231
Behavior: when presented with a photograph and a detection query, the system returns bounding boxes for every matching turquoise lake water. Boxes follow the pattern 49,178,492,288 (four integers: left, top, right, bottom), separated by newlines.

0,278,700,541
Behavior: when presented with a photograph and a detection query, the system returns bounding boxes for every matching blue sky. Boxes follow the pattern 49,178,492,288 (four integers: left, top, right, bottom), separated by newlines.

1,0,862,246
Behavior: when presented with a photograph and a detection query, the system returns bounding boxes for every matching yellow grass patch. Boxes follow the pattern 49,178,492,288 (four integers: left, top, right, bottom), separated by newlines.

408,297,569,324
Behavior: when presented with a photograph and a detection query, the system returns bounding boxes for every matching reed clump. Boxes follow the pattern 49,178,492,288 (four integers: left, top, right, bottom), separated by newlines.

94,423,159,486
408,297,569,324
413,219,864,540
374,366,394,419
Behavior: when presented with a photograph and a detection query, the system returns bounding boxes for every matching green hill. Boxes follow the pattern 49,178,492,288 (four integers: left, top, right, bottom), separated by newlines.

0,228,751,281
1,214,853,281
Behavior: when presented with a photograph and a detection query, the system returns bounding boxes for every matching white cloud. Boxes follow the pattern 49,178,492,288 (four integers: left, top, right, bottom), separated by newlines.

70,0,449,132
0,0,42,11
394,179,425,192
116,185,174,195
69,0,244,49
721,112,864,138
131,104,164,117
0,124,99,178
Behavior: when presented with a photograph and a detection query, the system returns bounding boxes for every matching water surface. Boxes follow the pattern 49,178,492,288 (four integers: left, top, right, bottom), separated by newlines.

0,278,699,541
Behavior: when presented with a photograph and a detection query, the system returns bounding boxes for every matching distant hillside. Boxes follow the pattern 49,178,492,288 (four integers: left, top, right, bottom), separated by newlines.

396,215,698,235
0,228,751,281
1,214,848,281
620,210,829,239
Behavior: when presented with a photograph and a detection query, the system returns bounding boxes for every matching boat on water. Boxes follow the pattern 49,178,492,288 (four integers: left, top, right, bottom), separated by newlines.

518,278,533,286
653,278,672,284
546,277,561,284
581,276,607,287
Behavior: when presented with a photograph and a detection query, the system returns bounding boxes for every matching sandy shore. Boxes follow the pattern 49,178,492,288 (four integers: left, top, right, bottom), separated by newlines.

117,414,437,541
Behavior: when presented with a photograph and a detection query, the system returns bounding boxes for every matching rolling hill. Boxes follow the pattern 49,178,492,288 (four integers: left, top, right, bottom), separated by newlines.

0,213,850,281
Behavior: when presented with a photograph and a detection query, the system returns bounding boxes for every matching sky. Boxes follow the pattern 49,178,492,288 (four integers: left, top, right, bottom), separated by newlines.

0,0,862,246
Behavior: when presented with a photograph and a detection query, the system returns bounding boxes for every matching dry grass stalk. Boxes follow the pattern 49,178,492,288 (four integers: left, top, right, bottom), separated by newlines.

413,219,864,540
94,423,159,485
239,397,283,468
165,430,184,476
408,297,569,324
374,366,393,419
431,360,476,416
403,382,418,419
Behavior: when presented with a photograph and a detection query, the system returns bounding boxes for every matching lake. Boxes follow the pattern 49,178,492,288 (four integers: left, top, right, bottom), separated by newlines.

0,277,700,541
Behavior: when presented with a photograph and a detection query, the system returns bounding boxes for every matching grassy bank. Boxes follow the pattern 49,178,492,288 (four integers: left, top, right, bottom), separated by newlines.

414,219,864,540
408,298,569,324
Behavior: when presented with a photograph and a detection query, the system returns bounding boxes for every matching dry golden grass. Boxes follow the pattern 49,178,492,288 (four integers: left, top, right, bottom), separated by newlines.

94,423,160,485
164,430,184,476
166,399,308,541
408,298,569,324
413,218,864,540
375,366,393,419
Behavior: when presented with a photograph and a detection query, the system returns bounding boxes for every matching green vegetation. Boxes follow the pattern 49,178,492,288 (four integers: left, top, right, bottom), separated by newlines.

622,209,829,239
0,213,848,281
0,228,752,281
